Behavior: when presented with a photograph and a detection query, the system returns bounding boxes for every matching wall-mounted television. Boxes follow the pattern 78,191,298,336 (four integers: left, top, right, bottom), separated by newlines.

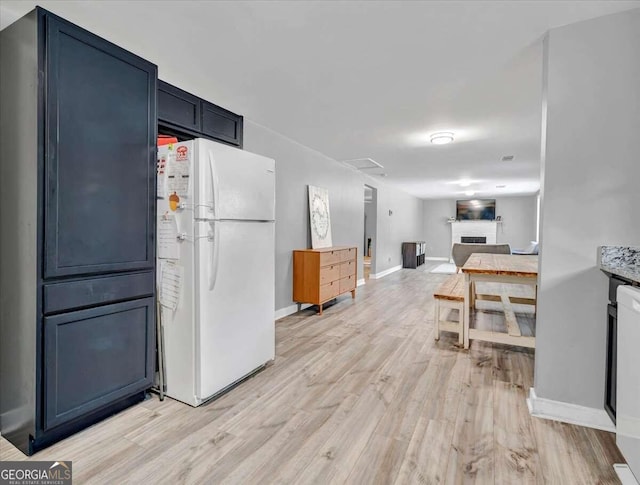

456,199,496,221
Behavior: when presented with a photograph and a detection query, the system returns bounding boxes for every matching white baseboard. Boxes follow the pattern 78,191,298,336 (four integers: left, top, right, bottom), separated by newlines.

425,256,450,261
357,278,366,287
370,264,402,280
275,303,312,321
614,465,640,485
527,387,615,432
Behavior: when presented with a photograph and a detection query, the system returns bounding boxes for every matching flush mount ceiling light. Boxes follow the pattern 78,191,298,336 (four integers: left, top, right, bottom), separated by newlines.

430,132,454,145
464,190,475,197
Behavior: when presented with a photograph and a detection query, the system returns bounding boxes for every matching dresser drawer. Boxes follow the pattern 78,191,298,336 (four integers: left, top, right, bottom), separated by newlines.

320,264,341,284
340,247,356,262
320,281,340,302
340,260,356,277
320,250,343,266
340,275,356,293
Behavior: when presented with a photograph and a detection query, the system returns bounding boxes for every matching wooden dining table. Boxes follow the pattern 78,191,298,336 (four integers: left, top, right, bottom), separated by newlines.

461,253,538,349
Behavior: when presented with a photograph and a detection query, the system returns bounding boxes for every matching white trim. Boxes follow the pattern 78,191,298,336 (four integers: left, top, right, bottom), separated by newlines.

370,265,402,280
357,278,366,287
614,465,640,485
425,256,450,261
527,387,615,432
275,303,312,321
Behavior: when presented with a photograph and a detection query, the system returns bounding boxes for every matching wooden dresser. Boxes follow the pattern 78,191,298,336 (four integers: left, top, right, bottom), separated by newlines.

293,246,357,314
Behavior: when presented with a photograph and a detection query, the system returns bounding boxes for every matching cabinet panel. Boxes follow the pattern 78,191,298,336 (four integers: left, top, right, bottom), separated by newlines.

158,81,200,132
201,101,243,147
44,16,156,278
43,271,154,314
44,298,154,430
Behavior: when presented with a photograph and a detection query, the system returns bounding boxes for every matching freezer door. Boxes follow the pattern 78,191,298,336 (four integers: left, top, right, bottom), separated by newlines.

194,139,275,221
194,220,275,402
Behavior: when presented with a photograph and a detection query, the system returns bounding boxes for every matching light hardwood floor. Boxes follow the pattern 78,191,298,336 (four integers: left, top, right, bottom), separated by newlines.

0,262,623,484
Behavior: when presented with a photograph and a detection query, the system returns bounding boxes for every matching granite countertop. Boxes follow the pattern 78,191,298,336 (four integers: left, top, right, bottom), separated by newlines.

599,246,640,283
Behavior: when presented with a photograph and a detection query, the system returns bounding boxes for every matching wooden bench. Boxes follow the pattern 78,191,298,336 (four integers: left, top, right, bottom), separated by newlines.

433,274,465,345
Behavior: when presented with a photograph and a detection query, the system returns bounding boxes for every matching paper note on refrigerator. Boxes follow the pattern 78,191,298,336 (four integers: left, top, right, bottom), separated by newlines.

166,146,191,197
157,154,167,199
158,213,179,260
160,261,183,311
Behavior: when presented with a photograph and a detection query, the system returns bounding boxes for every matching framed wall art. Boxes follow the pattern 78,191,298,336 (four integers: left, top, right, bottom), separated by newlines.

308,185,333,249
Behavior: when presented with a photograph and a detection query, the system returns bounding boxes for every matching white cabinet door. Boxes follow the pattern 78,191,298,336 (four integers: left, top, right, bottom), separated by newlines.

617,285,640,482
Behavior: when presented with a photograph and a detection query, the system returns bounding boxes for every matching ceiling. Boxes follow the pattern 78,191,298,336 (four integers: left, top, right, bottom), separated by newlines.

2,1,638,199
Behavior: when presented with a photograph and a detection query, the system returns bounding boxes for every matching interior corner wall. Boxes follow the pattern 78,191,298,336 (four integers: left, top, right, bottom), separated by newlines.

243,121,424,312
422,196,538,258
363,177,424,275
534,8,640,410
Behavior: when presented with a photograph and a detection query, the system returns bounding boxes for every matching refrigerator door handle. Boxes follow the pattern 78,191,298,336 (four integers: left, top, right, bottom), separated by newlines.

208,220,220,291
208,150,219,220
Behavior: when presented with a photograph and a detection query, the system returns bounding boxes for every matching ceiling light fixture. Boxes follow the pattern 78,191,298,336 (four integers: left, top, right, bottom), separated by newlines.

496,184,507,188
430,132,454,145
464,190,475,197
458,180,472,187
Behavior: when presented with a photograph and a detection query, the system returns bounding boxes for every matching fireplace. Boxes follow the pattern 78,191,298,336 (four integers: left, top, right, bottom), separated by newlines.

461,236,487,244
451,221,497,248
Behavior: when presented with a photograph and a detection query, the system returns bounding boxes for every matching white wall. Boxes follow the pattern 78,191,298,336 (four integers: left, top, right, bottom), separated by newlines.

534,8,640,411
243,121,424,312
423,196,538,258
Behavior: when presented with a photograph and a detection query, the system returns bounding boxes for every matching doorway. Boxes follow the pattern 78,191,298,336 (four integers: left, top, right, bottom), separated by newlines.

364,185,377,280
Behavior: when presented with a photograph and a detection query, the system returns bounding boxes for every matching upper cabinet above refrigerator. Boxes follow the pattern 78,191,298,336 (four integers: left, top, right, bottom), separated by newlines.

158,80,244,148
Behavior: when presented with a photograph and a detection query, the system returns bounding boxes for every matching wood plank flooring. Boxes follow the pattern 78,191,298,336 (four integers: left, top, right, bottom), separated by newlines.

0,262,624,484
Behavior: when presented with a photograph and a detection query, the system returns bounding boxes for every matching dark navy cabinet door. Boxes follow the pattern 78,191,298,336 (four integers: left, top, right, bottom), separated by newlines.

43,298,154,430
201,100,243,147
44,15,157,279
158,81,201,132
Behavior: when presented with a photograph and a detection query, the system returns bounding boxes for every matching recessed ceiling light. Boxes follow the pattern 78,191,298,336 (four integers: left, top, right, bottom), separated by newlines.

430,132,454,145
458,180,472,187
464,190,475,196
496,184,507,188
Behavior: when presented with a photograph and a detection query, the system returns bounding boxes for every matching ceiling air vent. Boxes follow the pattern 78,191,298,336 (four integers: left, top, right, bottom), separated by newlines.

342,158,384,171
501,155,515,162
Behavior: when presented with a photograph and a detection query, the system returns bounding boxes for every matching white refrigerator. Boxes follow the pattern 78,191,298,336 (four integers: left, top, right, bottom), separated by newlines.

157,138,275,406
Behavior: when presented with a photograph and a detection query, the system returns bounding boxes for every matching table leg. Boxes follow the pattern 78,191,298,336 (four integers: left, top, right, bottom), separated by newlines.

464,273,471,349
471,281,476,308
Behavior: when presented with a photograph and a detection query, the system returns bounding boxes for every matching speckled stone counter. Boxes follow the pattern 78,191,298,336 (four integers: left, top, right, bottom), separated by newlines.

599,246,640,283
